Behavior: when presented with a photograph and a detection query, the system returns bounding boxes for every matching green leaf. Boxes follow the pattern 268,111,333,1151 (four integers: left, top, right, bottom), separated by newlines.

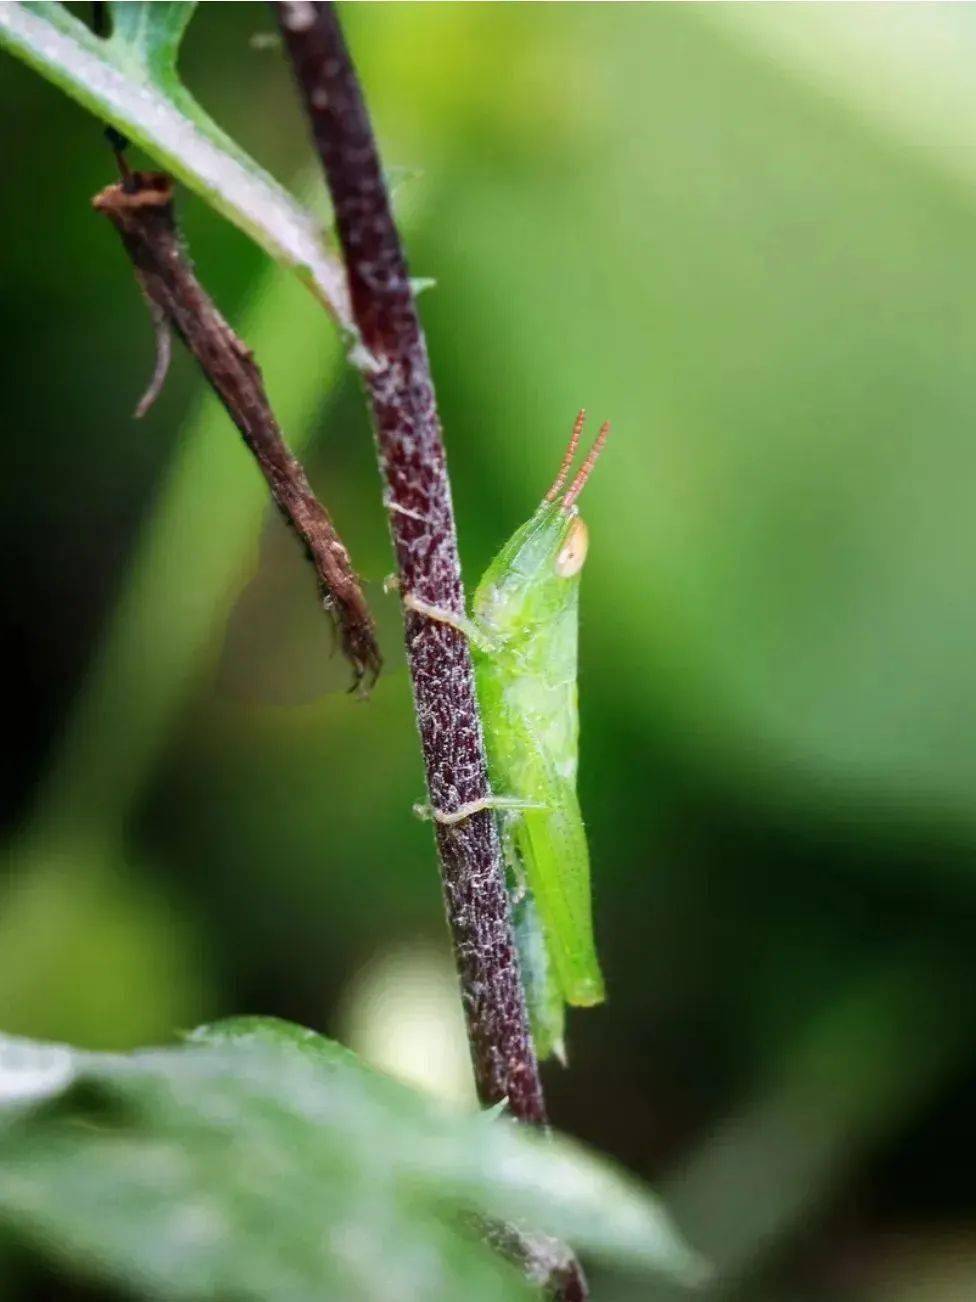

107,2,197,84
0,3,351,325
0,1021,706,1299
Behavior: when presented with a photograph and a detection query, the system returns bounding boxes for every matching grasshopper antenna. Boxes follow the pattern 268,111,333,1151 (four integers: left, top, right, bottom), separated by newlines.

544,408,586,502
562,420,611,510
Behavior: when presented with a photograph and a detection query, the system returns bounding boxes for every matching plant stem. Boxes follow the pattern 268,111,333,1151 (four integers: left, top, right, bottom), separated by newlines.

273,0,548,1124
273,6,589,1295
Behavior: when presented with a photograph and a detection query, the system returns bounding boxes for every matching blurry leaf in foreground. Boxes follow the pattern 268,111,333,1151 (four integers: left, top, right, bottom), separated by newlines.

0,1018,706,1300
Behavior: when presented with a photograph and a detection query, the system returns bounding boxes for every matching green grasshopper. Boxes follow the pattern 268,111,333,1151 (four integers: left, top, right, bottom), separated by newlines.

408,410,609,1062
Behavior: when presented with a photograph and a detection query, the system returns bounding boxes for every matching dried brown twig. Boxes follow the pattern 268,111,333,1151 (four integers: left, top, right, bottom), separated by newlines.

93,170,381,691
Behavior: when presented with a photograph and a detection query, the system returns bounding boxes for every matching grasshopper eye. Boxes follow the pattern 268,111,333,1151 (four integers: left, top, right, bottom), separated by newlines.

555,516,589,578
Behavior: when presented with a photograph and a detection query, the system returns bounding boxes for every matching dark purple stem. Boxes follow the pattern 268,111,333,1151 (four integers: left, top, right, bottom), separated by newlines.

273,1,547,1124
273,8,591,1293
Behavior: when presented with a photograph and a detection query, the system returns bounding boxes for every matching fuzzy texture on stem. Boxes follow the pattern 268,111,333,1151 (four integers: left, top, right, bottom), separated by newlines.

273,7,590,1296
93,170,381,690
273,0,548,1119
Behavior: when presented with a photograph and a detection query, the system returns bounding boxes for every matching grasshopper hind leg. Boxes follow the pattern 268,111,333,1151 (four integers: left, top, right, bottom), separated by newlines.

498,807,527,903
499,810,567,1064
512,886,567,1065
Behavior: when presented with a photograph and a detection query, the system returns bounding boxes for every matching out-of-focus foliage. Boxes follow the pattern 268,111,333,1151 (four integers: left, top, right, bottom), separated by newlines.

0,1019,702,1299
2,4,976,1299
0,1,348,316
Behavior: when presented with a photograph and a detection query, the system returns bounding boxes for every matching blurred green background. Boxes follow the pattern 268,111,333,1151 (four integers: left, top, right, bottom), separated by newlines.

3,3,976,1298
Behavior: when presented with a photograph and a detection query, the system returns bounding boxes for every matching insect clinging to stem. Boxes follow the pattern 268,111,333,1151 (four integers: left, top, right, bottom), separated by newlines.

408,409,610,1062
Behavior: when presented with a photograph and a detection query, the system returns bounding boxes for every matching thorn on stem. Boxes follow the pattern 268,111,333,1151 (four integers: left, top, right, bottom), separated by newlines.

133,296,173,418
104,123,134,194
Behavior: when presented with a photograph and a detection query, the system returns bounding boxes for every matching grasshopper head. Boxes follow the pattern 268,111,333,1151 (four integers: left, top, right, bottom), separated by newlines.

473,412,610,640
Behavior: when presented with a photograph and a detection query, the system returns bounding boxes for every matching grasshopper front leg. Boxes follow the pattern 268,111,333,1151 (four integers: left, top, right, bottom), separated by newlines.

413,795,544,827
401,592,498,654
